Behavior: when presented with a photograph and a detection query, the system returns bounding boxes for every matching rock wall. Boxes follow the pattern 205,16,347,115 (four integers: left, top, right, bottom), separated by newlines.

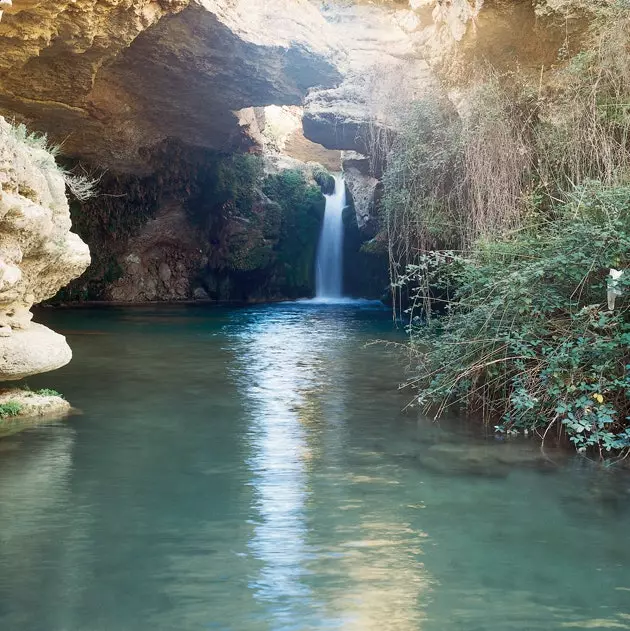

302,0,602,235
1,0,593,312
0,117,90,379
304,0,433,154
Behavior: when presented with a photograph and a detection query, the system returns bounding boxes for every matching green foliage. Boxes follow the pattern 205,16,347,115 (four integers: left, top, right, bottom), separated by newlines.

215,154,264,216
380,14,630,458
196,163,324,297
36,389,63,398
382,98,463,254
0,401,23,419
381,81,535,315
263,169,325,296
407,183,630,457
312,168,336,195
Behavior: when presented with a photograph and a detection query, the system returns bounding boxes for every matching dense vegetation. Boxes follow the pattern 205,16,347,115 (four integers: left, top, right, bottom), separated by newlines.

56,148,326,302
192,155,325,300
380,8,630,458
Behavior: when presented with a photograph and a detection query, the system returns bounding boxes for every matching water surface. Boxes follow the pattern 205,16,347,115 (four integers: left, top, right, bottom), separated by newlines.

0,302,629,630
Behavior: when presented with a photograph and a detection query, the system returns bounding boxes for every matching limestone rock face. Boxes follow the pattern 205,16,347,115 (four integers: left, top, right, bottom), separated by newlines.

107,202,203,302
418,0,595,80
0,324,72,380
0,0,342,173
303,1,433,153
0,116,90,379
237,105,341,172
343,152,380,232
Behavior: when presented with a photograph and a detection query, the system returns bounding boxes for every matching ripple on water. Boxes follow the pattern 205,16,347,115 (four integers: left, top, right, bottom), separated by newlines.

0,303,627,631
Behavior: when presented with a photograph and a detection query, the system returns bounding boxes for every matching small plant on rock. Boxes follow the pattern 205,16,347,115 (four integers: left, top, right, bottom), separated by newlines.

0,401,23,419
36,388,63,398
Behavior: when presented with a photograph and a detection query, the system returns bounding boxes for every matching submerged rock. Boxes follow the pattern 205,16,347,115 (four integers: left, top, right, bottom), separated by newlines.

417,440,564,478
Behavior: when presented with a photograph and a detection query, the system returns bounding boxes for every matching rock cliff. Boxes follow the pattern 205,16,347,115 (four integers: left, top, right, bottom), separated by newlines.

0,0,602,316
303,0,433,154
302,0,602,231
0,0,342,173
0,117,90,379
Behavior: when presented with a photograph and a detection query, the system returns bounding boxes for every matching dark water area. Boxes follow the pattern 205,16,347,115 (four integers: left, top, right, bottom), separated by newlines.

0,301,629,630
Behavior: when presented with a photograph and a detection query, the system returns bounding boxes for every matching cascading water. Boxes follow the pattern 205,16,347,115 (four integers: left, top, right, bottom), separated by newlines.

315,174,346,300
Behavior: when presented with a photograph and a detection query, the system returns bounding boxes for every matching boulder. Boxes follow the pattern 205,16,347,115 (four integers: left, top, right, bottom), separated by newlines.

0,324,72,380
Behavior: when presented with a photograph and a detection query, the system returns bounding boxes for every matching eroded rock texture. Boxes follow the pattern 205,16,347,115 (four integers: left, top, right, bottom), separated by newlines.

0,0,342,173
0,117,90,379
304,1,433,154
303,0,600,231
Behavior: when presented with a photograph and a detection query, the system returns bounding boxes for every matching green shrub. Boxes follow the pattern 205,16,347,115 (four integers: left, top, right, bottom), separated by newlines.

263,169,325,295
408,182,630,457
0,401,23,419
215,153,263,215
36,389,63,398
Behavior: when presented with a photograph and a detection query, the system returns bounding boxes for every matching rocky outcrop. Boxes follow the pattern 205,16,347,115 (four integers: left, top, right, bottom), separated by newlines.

344,173,379,232
107,201,204,302
0,117,90,379
0,0,342,173
340,152,376,231
0,388,72,437
417,0,596,81
301,1,436,231
302,0,600,234
237,105,341,172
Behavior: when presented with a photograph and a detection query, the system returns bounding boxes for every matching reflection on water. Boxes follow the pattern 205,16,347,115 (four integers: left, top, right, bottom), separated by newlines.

235,304,429,630
239,313,315,617
0,303,627,631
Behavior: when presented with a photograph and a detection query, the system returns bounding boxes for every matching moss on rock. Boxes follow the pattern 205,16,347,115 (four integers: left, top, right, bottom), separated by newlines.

313,167,336,195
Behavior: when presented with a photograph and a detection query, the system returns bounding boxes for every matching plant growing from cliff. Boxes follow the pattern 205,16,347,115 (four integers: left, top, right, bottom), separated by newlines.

407,182,630,459
263,169,325,295
6,122,98,201
380,96,463,312
62,166,100,201
381,82,537,312
534,8,630,197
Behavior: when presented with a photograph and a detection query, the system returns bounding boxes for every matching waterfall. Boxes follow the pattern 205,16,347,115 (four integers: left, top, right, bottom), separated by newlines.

315,174,345,299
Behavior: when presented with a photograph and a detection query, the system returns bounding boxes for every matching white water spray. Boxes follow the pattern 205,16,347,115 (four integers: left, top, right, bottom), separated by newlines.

315,174,346,299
